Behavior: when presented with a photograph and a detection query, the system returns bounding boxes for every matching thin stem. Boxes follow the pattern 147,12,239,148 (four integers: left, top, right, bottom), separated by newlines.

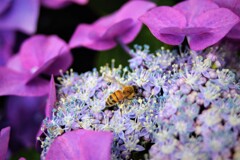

115,37,135,58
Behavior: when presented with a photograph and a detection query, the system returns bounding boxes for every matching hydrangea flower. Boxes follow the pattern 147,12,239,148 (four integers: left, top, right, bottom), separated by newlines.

39,45,240,159
41,0,88,9
140,0,239,50
0,0,40,34
69,0,156,51
0,35,73,96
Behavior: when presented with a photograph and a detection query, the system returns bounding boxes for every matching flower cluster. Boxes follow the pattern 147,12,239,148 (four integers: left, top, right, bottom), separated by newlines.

39,45,240,159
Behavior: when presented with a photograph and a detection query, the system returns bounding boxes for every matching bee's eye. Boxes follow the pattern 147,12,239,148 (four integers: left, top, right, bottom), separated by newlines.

107,82,111,85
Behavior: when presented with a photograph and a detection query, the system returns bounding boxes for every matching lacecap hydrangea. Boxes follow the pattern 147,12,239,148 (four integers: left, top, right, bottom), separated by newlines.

39,45,240,160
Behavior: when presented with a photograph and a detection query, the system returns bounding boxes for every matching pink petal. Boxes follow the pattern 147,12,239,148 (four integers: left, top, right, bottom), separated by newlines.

7,35,73,82
0,67,49,96
174,0,219,25
45,75,56,118
69,0,156,50
212,0,240,39
0,0,40,34
45,130,113,160
213,0,240,15
42,0,88,9
188,8,240,50
140,6,186,45
0,127,10,160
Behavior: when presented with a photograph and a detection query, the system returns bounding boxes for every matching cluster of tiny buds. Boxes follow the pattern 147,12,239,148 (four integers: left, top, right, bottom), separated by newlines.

40,45,240,160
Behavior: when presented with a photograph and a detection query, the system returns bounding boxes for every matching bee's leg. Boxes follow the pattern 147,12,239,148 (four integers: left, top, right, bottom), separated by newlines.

126,93,135,100
118,103,124,116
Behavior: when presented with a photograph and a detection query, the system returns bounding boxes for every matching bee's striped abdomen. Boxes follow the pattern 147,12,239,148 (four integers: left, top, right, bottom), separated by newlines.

106,90,124,107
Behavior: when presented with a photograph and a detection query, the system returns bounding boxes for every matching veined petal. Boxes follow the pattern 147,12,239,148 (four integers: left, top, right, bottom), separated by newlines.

140,6,186,45
212,0,240,16
69,0,156,50
212,0,240,39
45,130,113,160
174,0,219,25
7,35,73,82
188,8,239,50
0,67,49,96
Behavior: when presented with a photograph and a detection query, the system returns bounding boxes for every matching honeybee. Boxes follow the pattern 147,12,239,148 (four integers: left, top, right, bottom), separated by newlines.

106,85,137,107
104,74,137,107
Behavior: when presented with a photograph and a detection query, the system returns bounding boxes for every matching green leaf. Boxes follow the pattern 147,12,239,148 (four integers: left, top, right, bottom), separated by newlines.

130,25,173,51
153,0,176,6
10,149,40,160
88,0,126,16
95,46,131,69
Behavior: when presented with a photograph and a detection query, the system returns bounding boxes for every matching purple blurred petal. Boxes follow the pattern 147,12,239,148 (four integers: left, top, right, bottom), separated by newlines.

0,30,15,66
188,8,239,50
0,67,49,96
69,0,156,50
0,127,10,160
174,0,218,25
42,0,88,9
227,22,240,39
140,6,186,45
45,129,113,160
0,0,40,34
7,96,45,147
45,75,56,119
7,35,73,82
0,0,12,16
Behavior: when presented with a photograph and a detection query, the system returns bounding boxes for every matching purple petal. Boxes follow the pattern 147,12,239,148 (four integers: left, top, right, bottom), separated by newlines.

213,0,240,39
188,8,239,50
7,35,73,82
0,0,40,34
45,75,56,119
69,0,156,50
0,0,12,16
226,22,240,39
0,31,15,66
0,67,49,96
140,6,186,45
213,0,240,15
6,96,45,147
174,0,219,25
42,0,88,9
0,127,10,160
45,129,113,160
